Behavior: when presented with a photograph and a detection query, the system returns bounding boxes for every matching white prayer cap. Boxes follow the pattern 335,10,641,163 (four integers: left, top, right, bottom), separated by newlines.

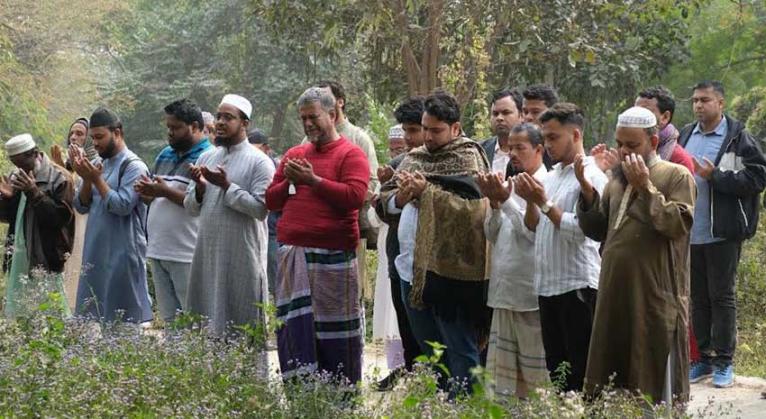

388,124,404,140
5,133,36,156
202,111,214,125
219,94,252,120
617,106,657,129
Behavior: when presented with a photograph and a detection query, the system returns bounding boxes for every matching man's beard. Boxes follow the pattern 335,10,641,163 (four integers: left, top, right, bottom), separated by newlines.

98,135,118,159
216,122,243,147
170,136,194,152
612,163,628,187
494,126,511,138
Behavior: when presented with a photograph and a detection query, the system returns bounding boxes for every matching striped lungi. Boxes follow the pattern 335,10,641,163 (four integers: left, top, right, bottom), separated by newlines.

486,308,549,398
275,245,362,384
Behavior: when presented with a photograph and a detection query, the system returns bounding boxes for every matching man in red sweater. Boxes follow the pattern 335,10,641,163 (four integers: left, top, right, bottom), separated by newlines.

266,87,369,384
635,86,695,174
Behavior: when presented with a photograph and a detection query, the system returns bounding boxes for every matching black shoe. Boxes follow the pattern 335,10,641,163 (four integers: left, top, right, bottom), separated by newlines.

375,366,406,391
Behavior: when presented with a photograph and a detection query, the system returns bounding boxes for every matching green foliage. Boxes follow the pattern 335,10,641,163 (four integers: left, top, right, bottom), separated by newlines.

734,213,766,378
363,95,395,165
730,86,766,143
660,0,766,127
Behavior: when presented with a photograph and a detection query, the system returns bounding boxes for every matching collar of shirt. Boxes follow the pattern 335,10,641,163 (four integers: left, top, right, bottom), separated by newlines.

532,164,549,179
159,138,212,163
105,148,129,165
692,116,727,136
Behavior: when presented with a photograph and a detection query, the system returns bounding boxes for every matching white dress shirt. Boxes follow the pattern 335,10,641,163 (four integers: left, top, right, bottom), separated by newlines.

532,156,608,297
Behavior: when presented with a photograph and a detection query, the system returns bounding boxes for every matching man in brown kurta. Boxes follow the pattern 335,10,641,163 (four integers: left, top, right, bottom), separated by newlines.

575,106,696,404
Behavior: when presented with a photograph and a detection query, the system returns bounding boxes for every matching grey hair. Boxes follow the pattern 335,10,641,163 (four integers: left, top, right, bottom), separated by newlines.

297,87,336,113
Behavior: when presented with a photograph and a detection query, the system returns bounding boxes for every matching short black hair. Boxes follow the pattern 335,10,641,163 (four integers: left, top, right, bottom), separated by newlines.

510,123,544,147
539,102,585,128
317,80,346,111
164,98,205,130
247,129,268,145
693,80,725,97
638,86,676,123
491,89,523,114
394,96,425,125
523,84,559,107
424,89,460,124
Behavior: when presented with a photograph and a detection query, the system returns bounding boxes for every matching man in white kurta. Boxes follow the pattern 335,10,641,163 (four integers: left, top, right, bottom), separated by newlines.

184,94,275,336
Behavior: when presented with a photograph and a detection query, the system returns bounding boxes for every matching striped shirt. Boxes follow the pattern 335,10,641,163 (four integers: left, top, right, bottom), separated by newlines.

147,138,212,262
533,156,607,297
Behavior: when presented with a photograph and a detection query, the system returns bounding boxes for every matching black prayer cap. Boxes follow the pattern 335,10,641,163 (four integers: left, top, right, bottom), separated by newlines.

247,129,268,145
89,107,121,129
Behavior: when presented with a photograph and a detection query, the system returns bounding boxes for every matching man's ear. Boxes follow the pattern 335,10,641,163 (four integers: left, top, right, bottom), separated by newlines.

451,122,462,138
650,133,659,151
572,127,582,144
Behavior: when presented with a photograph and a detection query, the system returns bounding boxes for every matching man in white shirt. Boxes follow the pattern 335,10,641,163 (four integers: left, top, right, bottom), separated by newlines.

515,103,608,392
477,123,549,397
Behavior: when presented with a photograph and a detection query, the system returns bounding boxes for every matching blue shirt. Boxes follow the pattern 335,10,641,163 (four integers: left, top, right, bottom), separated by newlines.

684,117,727,244
73,148,153,322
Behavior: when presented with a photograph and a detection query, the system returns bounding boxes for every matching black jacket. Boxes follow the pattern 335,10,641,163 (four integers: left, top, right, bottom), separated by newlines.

679,114,766,241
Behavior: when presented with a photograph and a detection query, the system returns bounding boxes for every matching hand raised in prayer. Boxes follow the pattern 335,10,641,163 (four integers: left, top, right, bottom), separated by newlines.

394,171,416,208
692,157,715,180
574,154,595,206
284,158,320,186
50,144,66,168
0,176,16,198
477,172,511,209
134,175,169,198
378,165,395,184
407,171,427,199
200,165,231,191
513,172,546,206
76,158,103,183
189,164,207,201
590,144,620,173
10,169,38,195
621,153,651,192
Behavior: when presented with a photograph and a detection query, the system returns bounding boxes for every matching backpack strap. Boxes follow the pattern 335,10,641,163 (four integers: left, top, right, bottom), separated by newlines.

117,156,143,188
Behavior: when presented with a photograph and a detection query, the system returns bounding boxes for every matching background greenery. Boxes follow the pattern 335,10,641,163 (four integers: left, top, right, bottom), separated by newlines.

4,0,765,164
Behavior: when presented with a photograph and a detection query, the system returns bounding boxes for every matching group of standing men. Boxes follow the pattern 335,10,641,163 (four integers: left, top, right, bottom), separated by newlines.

1,77,764,406
374,80,765,405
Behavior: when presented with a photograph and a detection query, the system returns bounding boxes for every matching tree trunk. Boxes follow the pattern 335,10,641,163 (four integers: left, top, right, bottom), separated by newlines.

422,0,444,93
269,103,288,150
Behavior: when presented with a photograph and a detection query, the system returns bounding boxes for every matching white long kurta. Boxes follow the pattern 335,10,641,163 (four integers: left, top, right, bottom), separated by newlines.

184,140,275,336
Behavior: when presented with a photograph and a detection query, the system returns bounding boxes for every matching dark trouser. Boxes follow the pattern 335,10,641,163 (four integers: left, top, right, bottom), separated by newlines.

390,274,420,370
538,288,597,392
690,240,741,368
401,281,479,394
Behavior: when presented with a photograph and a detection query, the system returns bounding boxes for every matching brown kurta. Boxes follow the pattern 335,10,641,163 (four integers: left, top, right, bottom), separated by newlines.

577,159,696,404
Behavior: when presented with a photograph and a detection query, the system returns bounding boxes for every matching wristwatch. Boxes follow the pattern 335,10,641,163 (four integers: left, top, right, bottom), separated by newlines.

540,199,554,214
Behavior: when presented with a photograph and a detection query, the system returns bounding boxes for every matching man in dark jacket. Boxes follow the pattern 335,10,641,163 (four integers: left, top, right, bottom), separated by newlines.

480,89,524,176
0,134,74,317
680,80,766,388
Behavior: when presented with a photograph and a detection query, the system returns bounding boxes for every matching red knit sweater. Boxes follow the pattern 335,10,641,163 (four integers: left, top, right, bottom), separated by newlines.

266,137,370,251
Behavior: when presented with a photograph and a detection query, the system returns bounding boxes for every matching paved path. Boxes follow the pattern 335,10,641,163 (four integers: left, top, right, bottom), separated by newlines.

687,376,766,418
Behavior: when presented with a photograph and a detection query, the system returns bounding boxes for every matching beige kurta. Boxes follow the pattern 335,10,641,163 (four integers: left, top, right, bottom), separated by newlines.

577,159,696,404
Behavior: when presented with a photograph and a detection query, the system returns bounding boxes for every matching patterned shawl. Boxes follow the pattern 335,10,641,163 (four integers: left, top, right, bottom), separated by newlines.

379,137,490,313
658,123,680,161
